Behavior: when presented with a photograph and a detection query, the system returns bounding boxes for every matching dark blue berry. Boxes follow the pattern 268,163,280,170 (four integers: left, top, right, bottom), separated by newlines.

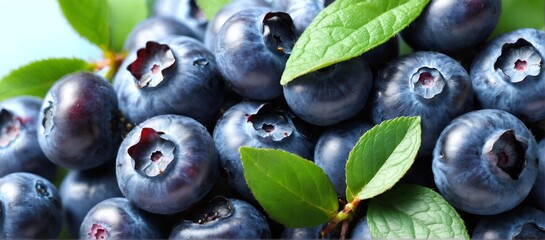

38,71,122,170
432,109,539,215
168,197,271,239
124,16,201,51
0,96,57,180
0,172,62,239
472,206,545,239
215,7,297,100
213,101,314,201
114,36,225,126
470,28,545,123
116,114,218,214
372,51,474,156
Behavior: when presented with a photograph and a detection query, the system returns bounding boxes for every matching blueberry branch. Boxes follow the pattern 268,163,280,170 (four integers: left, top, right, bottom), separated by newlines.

321,199,361,239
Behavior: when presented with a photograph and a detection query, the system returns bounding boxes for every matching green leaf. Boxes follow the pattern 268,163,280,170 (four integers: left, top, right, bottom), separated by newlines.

0,58,93,101
345,116,421,202
280,0,430,85
367,184,469,239
58,0,150,52
107,0,150,52
58,0,110,49
195,0,231,20
240,147,339,228
491,0,545,38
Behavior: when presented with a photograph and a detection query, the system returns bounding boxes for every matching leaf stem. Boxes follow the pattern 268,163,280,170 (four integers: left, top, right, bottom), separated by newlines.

321,199,361,238
90,50,127,81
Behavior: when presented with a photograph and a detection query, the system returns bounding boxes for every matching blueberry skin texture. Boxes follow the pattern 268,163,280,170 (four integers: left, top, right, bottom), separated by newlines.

168,197,271,239
314,119,373,199
213,101,314,201
38,71,122,170
80,197,164,240
203,0,271,52
470,28,545,123
124,16,201,51
530,139,545,211
113,36,225,126
0,96,57,180
432,109,539,215
273,0,325,36
152,0,207,39
283,57,373,126
215,7,297,100
372,51,474,156
0,172,62,239
472,206,545,239
60,163,123,238
116,114,218,214
350,216,372,240
401,0,501,53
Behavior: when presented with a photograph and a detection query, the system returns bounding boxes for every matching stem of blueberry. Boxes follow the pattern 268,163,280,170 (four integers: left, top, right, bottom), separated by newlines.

321,199,361,239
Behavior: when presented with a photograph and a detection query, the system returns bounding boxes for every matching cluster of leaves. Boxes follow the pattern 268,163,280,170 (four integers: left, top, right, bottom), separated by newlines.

0,0,543,239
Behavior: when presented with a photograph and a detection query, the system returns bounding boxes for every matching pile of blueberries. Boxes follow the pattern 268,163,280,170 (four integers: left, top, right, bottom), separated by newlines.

1,0,545,238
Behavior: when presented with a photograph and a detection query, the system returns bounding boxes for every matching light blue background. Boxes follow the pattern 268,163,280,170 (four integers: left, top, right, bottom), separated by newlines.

0,0,101,78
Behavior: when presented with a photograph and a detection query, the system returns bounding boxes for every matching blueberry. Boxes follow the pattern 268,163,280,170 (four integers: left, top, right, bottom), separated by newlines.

358,35,400,75
401,0,501,53
0,172,62,239
0,96,57,180
283,57,373,126
281,223,336,239
113,36,225,126
272,0,327,36
470,28,545,123
530,139,545,211
472,206,545,239
215,7,297,100
168,197,271,239
152,0,207,39
79,197,165,239
213,101,314,201
38,71,123,170
371,51,474,156
314,118,373,199
60,163,123,238
116,114,218,214
432,109,539,215
124,16,201,51
203,0,271,52
349,216,372,240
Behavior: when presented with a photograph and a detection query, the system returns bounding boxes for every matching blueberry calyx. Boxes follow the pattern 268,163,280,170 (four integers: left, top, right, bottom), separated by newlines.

484,129,527,180
88,223,108,240
494,39,542,83
186,197,234,225
0,109,21,147
246,103,294,141
262,12,296,55
127,41,176,89
35,180,51,198
128,127,175,177
410,67,446,100
514,222,545,239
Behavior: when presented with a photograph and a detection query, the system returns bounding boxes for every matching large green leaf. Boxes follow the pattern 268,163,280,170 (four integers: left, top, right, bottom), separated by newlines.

280,0,430,85
367,184,469,239
195,0,231,20
240,147,339,228
107,0,150,52
345,116,421,202
0,58,93,101
58,0,110,50
58,0,149,52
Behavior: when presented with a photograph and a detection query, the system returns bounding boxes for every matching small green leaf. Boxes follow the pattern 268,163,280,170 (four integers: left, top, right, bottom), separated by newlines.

195,0,231,20
367,184,469,239
107,0,150,52
240,147,339,228
280,0,430,85
345,116,421,202
0,58,92,101
58,0,110,49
